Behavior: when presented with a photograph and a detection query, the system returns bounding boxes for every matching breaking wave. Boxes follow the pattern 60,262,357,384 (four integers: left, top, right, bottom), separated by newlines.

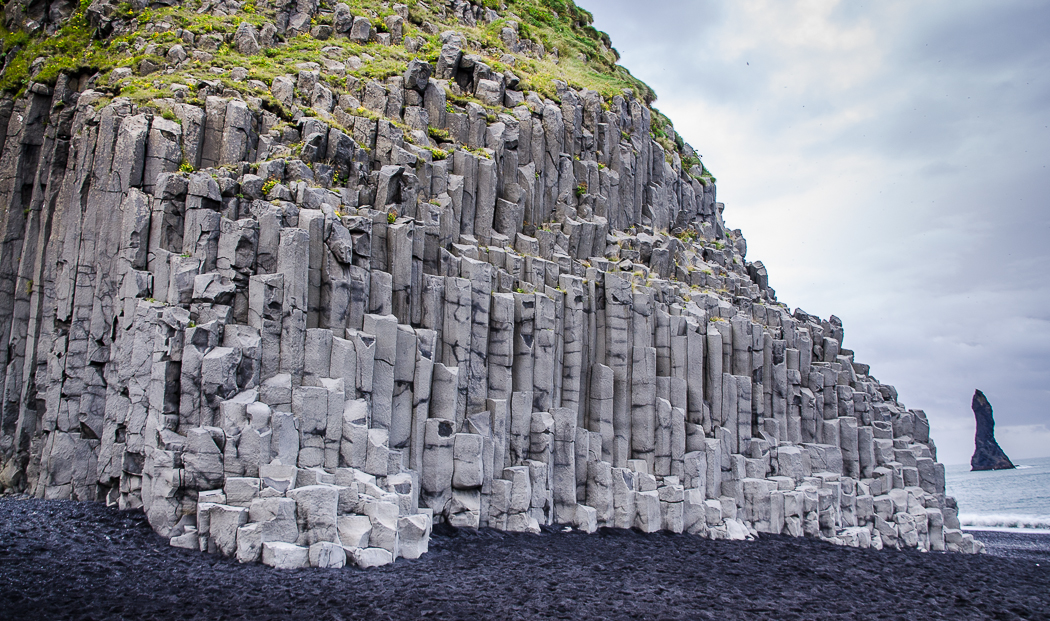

959,514,1050,530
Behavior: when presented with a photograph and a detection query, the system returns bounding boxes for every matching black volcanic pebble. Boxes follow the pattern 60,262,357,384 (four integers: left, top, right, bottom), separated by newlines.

1,498,1048,621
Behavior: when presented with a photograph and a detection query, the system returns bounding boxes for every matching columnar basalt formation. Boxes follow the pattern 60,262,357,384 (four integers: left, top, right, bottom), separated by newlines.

0,0,983,568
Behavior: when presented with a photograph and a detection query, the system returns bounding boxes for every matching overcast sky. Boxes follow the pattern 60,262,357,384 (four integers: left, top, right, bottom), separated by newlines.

582,0,1050,465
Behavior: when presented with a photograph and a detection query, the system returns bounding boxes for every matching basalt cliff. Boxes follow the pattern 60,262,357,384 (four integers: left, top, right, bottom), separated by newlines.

0,0,982,569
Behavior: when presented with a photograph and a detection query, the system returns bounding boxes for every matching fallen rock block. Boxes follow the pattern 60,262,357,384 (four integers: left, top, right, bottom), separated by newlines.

398,514,432,559
236,522,264,563
633,490,661,533
349,547,394,568
209,505,248,557
309,542,347,568
338,515,372,548
505,512,541,534
725,518,751,541
262,541,310,569
575,505,598,534
365,500,400,557
287,485,340,545
839,526,871,548
170,530,199,549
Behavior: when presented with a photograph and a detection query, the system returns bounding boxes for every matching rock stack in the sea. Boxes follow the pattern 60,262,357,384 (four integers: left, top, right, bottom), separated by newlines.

0,0,983,567
970,390,1014,471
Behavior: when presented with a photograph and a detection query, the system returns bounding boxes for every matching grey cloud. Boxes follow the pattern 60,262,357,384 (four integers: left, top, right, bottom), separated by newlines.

579,0,1050,464
904,2,1050,71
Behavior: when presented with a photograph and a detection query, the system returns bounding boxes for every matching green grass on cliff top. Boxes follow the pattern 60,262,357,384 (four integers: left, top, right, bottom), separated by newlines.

0,0,655,103
0,0,714,182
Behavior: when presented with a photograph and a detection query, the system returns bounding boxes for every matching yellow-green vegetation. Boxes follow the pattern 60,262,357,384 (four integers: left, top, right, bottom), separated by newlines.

675,228,698,243
427,126,451,142
0,0,102,94
1,0,653,104
0,0,712,181
700,164,716,185
650,109,683,164
2,0,653,98
501,0,654,102
461,145,492,159
425,146,448,160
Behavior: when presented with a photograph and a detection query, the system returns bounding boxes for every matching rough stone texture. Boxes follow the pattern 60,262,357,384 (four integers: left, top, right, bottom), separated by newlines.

0,0,976,577
970,389,1014,471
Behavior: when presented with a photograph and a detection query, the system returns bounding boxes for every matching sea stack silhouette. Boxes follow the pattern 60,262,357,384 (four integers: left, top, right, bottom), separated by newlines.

970,390,1015,471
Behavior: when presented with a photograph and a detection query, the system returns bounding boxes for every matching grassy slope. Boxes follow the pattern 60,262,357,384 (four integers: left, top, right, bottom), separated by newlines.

0,0,713,182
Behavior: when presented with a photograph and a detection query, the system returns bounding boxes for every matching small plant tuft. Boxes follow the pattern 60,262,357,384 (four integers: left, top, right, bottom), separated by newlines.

675,229,698,243
428,126,451,142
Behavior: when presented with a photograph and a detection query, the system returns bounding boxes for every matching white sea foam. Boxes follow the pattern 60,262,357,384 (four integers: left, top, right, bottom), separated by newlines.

1014,464,1035,470
959,513,1050,530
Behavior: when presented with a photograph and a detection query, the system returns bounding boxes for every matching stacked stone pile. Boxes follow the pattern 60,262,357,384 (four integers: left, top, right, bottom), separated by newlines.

0,0,982,568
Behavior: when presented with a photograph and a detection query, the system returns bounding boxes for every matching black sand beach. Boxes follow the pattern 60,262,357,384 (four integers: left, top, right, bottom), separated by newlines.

1,497,1047,621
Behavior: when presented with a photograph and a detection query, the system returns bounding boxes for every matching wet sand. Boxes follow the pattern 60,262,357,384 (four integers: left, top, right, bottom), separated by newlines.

1,497,1047,620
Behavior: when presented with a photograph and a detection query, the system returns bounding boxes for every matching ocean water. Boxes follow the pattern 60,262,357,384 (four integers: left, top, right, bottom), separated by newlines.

945,456,1050,531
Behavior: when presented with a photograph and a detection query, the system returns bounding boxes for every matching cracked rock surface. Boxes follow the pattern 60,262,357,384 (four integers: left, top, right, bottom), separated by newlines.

1,498,1048,621
0,0,985,570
